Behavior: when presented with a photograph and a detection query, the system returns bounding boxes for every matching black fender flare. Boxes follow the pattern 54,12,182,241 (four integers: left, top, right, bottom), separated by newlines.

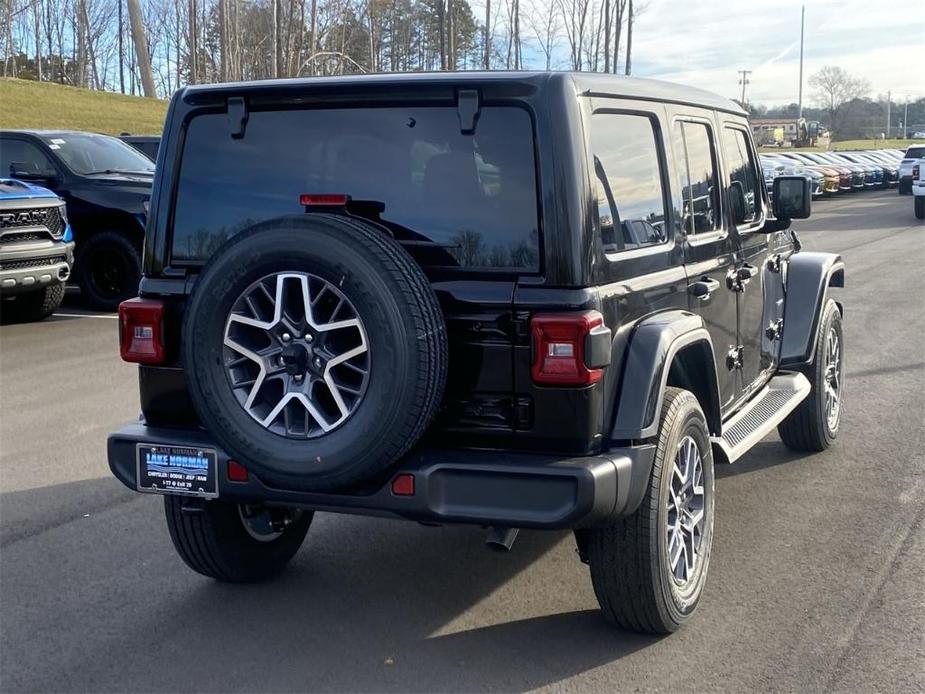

780,252,845,367
610,310,722,441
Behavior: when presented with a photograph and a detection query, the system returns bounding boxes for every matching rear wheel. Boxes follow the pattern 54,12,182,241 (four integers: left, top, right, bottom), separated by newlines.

585,388,715,633
1,283,64,323
915,196,925,220
76,231,141,311
164,496,312,582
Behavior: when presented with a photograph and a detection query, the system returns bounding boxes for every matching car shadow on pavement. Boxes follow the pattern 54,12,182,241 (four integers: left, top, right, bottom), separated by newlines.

1,479,660,692
714,439,810,479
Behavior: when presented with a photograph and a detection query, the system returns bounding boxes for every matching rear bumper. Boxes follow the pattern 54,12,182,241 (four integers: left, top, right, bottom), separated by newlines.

108,423,655,529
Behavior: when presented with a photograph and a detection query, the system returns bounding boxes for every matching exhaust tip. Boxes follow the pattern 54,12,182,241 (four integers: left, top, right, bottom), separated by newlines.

485,526,519,552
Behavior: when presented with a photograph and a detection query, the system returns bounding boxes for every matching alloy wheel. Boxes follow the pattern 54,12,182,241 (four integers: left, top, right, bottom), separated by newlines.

223,272,370,439
666,435,707,586
824,327,841,431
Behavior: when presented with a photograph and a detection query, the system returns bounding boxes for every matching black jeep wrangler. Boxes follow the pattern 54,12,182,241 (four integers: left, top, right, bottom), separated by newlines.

108,72,844,633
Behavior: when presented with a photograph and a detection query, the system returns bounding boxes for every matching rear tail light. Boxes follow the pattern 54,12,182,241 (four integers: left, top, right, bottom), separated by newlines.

914,164,920,179
119,298,166,364
531,311,609,386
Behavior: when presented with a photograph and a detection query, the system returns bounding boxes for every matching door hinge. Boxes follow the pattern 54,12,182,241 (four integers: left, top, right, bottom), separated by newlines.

765,318,784,341
726,345,744,371
767,254,783,273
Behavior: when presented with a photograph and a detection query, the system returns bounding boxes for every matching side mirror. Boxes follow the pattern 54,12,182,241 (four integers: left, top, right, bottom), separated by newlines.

9,162,57,185
773,175,811,221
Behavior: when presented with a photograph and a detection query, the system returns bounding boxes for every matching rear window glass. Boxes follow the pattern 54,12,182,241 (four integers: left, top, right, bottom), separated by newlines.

905,147,925,159
590,112,669,252
171,106,539,270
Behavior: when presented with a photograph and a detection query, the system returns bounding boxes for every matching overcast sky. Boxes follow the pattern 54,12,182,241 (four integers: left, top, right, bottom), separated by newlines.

629,0,923,106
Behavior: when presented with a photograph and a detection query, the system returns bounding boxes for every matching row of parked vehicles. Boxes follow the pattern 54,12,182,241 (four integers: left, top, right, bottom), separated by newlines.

0,131,159,321
760,146,922,198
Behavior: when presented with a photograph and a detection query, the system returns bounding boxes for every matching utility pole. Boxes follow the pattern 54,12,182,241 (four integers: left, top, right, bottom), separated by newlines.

738,69,752,107
886,91,891,138
903,98,909,139
797,4,804,119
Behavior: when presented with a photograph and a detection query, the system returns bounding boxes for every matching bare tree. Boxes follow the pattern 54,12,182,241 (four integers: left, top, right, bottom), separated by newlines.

809,65,870,137
526,0,558,70
622,0,630,74
557,0,590,70
483,0,489,69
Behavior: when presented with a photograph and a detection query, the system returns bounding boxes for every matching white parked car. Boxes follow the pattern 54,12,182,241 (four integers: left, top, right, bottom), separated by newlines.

899,145,925,194
913,162,925,219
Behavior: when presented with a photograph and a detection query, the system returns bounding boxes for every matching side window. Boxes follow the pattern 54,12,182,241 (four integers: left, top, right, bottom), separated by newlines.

0,139,55,178
590,113,669,252
672,121,720,235
721,127,761,225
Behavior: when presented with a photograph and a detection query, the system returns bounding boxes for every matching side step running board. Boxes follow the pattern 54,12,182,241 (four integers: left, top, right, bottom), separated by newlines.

712,373,811,463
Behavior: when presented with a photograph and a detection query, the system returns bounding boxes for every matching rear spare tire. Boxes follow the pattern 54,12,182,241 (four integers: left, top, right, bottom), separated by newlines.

182,214,447,492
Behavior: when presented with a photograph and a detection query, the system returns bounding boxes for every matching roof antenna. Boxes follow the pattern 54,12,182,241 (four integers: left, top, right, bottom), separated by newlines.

457,89,480,135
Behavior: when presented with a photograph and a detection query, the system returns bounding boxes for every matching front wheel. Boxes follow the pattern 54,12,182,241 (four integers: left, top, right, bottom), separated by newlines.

585,388,715,633
164,496,312,582
778,299,843,451
1,283,65,323
75,231,141,311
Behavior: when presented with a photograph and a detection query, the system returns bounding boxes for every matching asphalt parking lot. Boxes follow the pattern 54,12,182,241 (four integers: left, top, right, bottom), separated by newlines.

1,189,923,693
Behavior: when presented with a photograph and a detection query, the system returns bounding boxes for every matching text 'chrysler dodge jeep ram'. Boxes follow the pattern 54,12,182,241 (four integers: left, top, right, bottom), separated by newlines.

108,72,845,633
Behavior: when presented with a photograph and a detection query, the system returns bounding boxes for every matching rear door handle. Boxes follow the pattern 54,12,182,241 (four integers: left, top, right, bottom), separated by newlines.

689,277,720,299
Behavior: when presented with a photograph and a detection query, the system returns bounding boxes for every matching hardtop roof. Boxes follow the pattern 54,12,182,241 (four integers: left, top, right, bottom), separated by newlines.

178,71,747,116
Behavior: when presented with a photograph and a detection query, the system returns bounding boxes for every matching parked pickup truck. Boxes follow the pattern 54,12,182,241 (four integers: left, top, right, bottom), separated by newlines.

108,72,845,633
0,178,73,322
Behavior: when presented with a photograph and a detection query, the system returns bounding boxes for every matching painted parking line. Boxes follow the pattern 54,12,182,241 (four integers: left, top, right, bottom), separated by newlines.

53,312,118,319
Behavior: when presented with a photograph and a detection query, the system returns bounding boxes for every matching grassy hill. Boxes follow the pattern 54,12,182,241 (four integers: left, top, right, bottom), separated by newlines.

0,78,167,135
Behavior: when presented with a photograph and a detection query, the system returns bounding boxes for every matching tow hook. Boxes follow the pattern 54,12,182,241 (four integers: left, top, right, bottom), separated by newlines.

485,526,519,551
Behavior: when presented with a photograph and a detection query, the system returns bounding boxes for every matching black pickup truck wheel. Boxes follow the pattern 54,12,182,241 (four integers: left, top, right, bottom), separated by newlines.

164,496,312,582
75,231,142,311
778,299,843,451
182,214,448,492
585,388,715,634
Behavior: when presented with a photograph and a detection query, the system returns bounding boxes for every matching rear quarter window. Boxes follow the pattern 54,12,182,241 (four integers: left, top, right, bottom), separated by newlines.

170,106,540,271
